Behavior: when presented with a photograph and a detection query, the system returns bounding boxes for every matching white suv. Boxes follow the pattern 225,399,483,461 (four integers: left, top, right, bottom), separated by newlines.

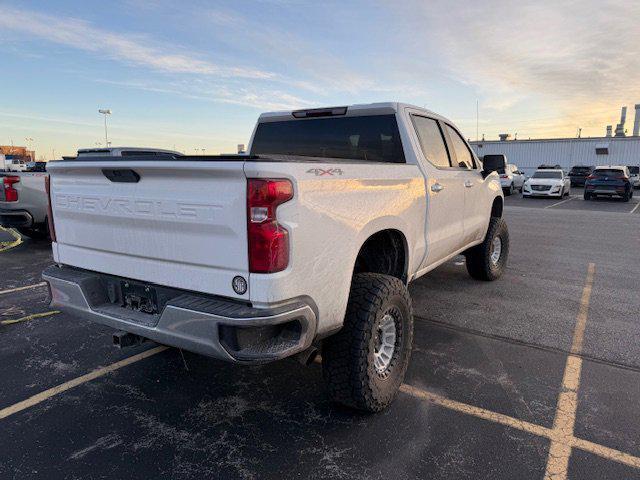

629,166,640,189
491,160,525,195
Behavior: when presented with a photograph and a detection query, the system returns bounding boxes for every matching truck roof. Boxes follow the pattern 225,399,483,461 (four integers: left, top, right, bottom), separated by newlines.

258,102,454,125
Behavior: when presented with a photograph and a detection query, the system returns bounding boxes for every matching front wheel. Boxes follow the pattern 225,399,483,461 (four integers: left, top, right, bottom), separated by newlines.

464,217,509,281
322,273,413,412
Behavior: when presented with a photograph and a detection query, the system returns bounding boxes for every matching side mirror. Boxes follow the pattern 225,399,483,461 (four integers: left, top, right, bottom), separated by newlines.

482,154,506,178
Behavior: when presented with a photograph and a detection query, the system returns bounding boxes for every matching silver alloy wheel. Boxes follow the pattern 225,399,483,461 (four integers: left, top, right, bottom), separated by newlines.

374,313,397,374
490,236,502,265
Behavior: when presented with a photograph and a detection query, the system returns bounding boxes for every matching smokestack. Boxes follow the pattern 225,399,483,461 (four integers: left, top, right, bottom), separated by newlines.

614,106,627,137
634,104,640,136
606,125,612,137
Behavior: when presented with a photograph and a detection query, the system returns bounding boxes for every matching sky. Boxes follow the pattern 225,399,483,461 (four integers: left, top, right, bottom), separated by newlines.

1,0,639,159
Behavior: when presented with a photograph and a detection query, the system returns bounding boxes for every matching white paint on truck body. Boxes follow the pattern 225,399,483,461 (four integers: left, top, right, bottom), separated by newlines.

47,102,503,338
47,161,249,300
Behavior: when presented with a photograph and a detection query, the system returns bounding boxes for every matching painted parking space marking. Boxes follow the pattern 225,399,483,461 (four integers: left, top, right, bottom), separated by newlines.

400,383,640,471
1,310,60,325
2,263,637,476
545,196,576,209
631,202,640,214
544,263,595,480
0,282,47,296
0,227,22,252
0,345,168,420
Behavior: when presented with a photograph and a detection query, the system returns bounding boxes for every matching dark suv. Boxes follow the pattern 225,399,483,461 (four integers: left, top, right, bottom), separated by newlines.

584,167,633,201
569,165,594,186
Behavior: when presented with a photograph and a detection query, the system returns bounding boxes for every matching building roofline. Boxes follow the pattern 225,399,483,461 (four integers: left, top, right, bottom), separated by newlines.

471,136,640,144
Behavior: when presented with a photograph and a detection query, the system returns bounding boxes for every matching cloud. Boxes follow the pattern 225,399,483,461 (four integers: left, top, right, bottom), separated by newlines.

95,78,315,111
405,0,640,134
0,5,275,79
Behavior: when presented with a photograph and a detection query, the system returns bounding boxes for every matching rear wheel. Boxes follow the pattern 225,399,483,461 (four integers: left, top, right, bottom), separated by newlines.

464,216,509,281
623,191,630,202
322,273,413,412
584,192,591,201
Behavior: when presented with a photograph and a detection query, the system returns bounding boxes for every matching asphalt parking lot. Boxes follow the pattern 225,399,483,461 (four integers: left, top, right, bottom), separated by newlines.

1,187,639,480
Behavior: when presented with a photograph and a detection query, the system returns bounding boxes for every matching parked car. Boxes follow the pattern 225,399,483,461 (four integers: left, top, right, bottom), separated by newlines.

628,166,640,189
568,165,595,187
584,166,634,201
24,161,48,172
523,169,571,198
43,103,509,412
0,171,50,240
494,161,525,195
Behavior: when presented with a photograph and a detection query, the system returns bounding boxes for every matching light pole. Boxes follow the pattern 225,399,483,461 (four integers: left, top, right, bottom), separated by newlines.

98,109,112,147
25,137,34,161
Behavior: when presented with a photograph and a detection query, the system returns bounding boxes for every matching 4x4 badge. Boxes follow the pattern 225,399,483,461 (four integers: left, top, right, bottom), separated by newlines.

307,168,344,176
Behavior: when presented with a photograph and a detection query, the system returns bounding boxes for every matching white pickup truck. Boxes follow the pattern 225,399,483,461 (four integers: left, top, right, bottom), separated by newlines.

43,103,508,411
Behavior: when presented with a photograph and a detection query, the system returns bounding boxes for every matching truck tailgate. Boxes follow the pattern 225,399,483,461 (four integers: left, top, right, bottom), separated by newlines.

46,160,249,299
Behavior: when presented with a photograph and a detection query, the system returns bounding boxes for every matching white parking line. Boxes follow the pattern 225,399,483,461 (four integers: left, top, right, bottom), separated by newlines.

0,227,22,252
0,282,48,296
543,263,595,480
0,346,168,420
545,196,576,209
630,202,640,214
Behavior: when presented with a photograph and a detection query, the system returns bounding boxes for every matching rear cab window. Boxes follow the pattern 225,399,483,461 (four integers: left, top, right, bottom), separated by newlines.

251,115,406,163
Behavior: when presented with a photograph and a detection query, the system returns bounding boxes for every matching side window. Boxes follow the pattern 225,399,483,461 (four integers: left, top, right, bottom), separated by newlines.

410,115,451,168
445,124,475,169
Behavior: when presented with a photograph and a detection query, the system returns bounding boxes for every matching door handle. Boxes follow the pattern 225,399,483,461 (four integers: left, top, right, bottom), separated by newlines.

464,180,474,188
431,183,445,193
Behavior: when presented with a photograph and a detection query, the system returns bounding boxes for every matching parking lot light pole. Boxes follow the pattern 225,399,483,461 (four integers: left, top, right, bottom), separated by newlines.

98,109,112,147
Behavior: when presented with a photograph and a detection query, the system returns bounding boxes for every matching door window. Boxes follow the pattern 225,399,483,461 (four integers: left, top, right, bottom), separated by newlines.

445,125,476,169
410,115,451,168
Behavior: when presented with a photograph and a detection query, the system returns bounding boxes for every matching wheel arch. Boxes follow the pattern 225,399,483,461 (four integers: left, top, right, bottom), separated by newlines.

491,196,503,218
353,228,409,283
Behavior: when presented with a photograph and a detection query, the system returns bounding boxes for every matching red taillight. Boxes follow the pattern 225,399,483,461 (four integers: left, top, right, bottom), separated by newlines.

3,176,20,202
247,179,293,273
586,175,597,180
499,174,508,178
45,176,57,242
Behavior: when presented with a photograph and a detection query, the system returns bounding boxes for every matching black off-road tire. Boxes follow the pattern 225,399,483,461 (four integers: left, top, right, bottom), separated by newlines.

464,216,509,281
322,273,413,412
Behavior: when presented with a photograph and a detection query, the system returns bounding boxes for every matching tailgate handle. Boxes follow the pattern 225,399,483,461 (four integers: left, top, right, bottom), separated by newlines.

102,169,140,183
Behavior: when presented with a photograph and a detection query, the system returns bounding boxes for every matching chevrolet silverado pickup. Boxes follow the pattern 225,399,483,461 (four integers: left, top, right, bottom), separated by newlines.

43,103,508,411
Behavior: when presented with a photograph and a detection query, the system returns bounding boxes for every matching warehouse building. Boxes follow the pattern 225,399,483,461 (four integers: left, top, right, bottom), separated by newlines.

470,105,640,175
